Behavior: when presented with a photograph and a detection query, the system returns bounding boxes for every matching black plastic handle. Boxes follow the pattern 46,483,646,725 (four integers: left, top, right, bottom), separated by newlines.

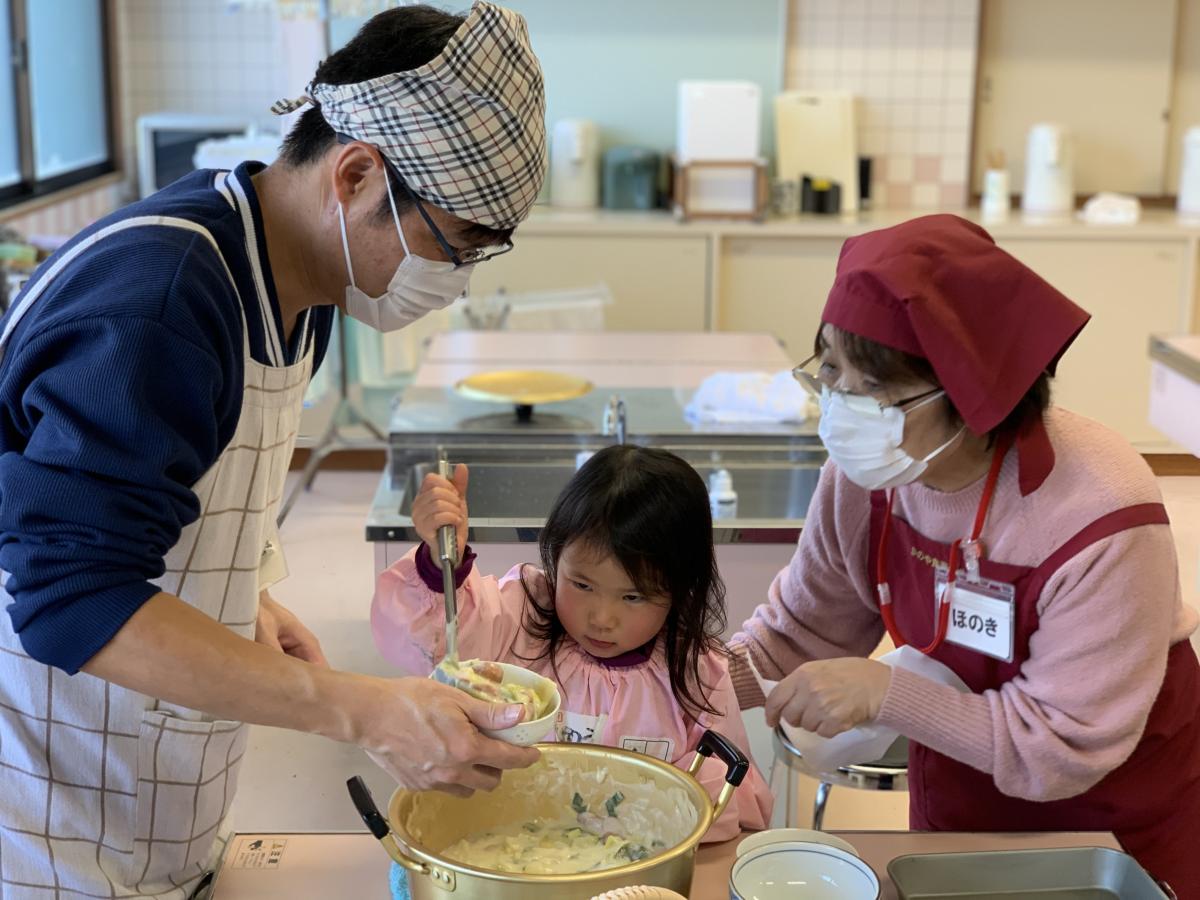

347,776,391,840
695,729,749,787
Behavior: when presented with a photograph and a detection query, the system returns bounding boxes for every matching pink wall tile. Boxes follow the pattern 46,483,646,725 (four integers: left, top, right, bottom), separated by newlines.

915,154,942,182
887,184,912,207
786,0,980,210
940,182,968,207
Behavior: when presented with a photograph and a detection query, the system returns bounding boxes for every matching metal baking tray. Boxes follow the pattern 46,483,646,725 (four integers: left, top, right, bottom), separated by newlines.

888,848,1172,900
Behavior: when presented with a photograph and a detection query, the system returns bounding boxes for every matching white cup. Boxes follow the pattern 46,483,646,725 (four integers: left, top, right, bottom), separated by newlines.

981,169,1010,222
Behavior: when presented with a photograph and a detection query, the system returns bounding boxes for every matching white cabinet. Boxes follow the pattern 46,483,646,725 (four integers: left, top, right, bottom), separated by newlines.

467,233,711,332
713,229,1197,451
973,0,1177,196
716,236,843,359
998,238,1193,449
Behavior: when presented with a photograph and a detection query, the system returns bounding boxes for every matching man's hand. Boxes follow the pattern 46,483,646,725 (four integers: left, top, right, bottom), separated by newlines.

84,593,539,796
256,590,329,667
354,676,538,796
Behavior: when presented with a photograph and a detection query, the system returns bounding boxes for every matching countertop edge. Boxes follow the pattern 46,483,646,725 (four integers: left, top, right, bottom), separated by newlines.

514,208,1200,241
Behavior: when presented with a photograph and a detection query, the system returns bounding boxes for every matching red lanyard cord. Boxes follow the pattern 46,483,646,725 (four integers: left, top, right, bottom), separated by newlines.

875,434,1012,653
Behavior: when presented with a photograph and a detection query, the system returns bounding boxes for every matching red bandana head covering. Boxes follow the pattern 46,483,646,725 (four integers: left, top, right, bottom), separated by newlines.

821,214,1090,494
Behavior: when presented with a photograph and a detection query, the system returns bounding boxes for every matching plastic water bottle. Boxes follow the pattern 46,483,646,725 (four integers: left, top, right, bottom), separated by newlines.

708,469,738,520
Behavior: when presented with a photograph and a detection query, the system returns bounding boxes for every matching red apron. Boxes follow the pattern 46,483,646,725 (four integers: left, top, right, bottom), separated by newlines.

868,490,1200,896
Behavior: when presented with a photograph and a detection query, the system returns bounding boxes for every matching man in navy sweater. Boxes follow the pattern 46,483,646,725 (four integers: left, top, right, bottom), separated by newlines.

0,4,546,897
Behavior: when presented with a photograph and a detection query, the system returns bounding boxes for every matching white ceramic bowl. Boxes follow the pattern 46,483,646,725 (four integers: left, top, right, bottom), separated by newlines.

729,841,881,900
736,828,860,860
432,661,561,746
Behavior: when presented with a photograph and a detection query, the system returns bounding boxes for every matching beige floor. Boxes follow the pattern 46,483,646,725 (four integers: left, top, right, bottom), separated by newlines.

230,469,1200,834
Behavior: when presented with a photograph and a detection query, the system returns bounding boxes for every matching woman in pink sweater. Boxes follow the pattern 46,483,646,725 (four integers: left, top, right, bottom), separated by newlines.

373,444,773,843
731,214,1200,895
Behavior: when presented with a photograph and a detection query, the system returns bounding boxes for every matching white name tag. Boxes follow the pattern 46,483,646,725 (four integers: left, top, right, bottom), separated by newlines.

619,736,676,761
935,573,1015,662
556,709,607,744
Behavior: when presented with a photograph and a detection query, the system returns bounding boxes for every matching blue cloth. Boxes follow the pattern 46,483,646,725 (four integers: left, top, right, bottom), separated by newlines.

0,163,333,673
388,861,412,900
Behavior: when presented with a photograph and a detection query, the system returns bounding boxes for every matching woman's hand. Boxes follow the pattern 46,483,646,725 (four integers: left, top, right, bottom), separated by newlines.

256,590,329,667
764,657,892,737
412,464,469,551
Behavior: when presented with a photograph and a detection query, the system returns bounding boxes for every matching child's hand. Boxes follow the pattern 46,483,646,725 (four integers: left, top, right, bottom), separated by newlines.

413,463,470,552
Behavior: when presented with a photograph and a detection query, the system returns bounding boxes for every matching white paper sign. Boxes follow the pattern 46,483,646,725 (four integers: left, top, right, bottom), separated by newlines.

230,837,287,870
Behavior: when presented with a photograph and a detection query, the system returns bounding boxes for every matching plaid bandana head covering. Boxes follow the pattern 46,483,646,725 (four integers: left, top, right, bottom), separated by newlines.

274,1,546,230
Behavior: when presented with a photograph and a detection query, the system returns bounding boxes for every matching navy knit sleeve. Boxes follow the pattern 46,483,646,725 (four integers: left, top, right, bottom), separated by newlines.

0,252,242,674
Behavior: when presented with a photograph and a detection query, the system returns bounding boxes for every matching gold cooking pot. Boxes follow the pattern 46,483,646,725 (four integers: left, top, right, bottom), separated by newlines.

348,731,749,900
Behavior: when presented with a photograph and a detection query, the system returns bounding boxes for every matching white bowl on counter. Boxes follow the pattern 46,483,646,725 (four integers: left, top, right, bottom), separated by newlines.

729,839,881,900
736,828,860,859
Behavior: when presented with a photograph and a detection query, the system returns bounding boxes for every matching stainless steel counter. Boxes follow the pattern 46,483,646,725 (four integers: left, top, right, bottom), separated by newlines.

1150,334,1200,383
210,830,1123,900
367,385,825,545
1148,334,1200,456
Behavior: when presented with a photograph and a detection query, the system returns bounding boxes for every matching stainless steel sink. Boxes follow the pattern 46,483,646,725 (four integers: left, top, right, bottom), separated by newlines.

367,384,826,545
398,460,817,522
368,443,824,545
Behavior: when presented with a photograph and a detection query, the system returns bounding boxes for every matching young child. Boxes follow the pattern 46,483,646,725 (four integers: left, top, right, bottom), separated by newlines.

372,444,772,842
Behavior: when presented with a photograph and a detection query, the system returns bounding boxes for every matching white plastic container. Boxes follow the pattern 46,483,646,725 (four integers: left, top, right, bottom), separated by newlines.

1178,126,1200,222
1022,123,1075,219
708,469,738,520
676,80,761,161
550,119,600,209
981,168,1010,222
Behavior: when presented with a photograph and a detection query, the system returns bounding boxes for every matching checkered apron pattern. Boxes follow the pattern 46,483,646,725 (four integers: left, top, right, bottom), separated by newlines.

275,0,547,230
0,213,312,898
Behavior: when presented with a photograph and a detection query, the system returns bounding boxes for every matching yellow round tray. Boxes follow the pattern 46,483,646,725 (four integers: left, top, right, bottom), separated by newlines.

454,370,593,406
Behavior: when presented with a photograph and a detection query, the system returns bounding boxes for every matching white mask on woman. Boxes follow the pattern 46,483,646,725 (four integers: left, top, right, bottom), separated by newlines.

337,177,475,333
818,386,965,490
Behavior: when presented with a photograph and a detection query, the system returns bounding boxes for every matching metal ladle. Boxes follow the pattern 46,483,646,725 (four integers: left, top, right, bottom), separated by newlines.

435,452,459,663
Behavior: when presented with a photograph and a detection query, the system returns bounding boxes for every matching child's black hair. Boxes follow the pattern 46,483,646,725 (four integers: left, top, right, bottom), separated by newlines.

518,444,728,721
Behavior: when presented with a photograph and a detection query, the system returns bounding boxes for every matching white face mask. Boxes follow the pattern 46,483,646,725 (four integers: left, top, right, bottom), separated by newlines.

818,386,965,490
337,176,475,332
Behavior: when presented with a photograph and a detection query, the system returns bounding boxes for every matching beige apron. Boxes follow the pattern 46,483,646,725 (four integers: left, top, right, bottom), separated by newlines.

0,189,312,898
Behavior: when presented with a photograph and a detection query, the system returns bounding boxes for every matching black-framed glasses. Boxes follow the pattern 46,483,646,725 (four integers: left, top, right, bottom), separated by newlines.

390,169,513,268
335,133,514,269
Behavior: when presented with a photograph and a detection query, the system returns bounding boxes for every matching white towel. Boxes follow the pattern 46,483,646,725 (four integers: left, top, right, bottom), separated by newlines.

684,371,810,425
1079,192,1141,225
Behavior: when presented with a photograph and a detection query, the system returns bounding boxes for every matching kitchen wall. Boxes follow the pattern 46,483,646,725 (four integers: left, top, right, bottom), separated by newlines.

2,0,984,237
332,0,788,161
974,0,1177,197
0,0,288,238
784,0,981,210
1,179,123,238
1167,0,1200,194
17,0,1200,239
115,0,286,188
